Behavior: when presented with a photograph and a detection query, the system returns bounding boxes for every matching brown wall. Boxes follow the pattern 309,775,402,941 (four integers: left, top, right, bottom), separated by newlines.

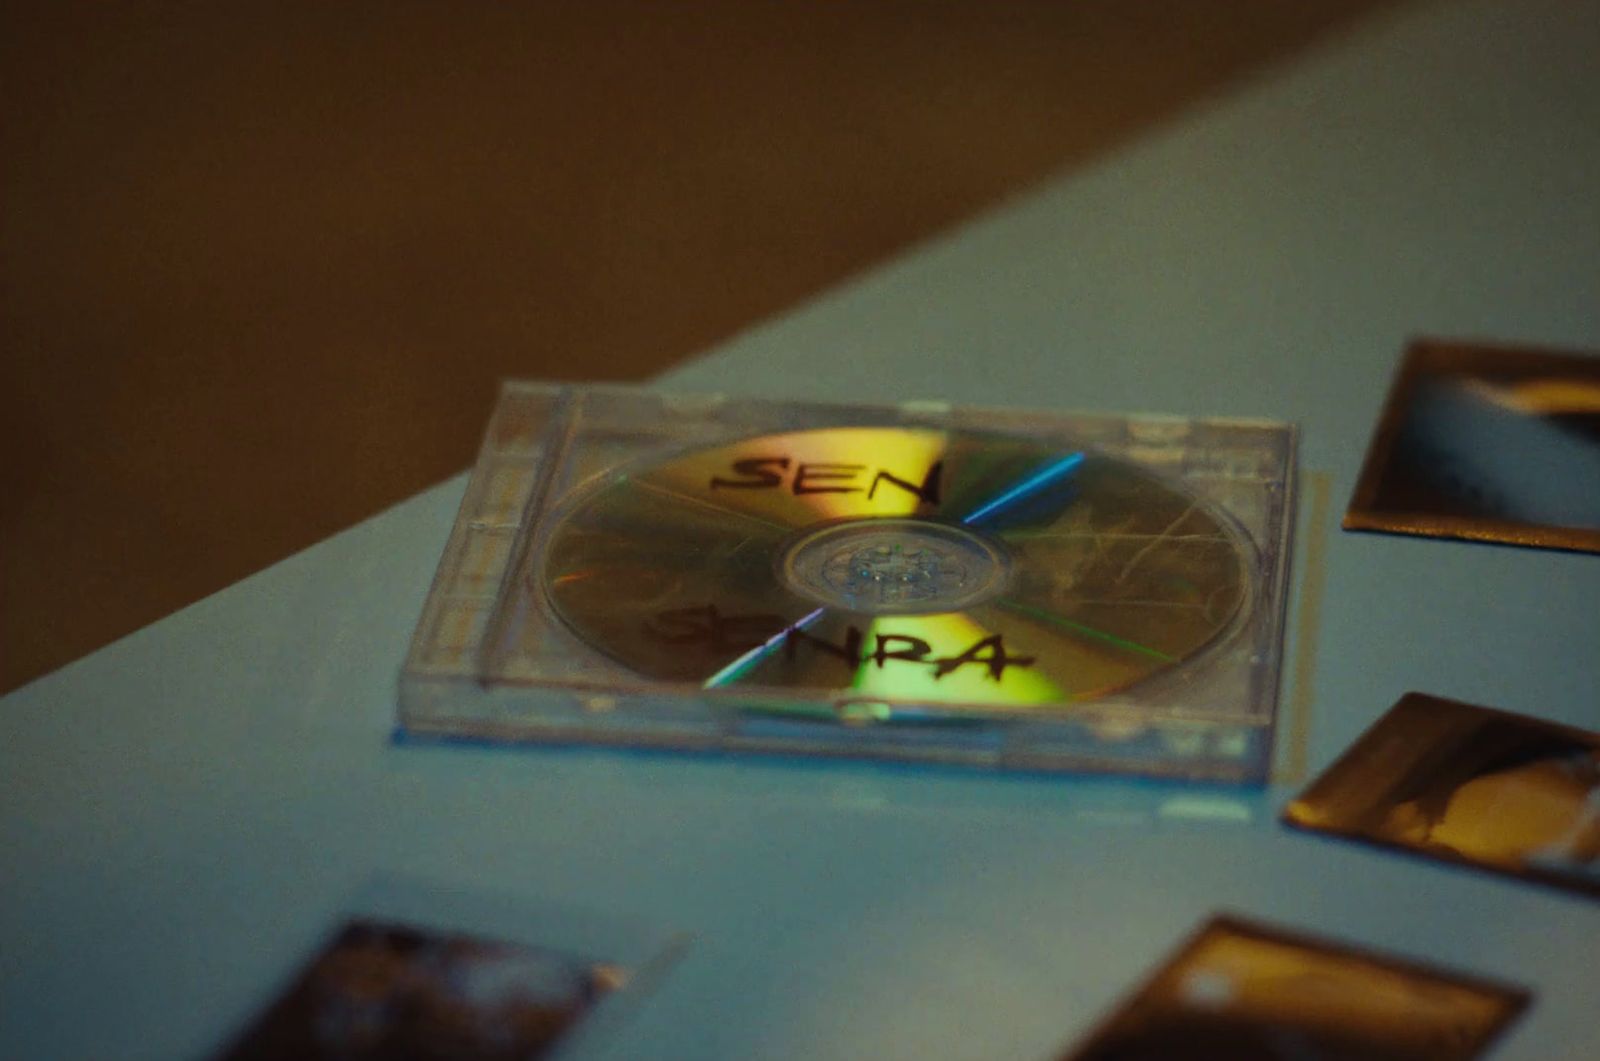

1,1,1395,691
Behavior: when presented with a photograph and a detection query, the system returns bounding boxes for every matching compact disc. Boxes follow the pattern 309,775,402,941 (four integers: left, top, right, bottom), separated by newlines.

541,426,1252,708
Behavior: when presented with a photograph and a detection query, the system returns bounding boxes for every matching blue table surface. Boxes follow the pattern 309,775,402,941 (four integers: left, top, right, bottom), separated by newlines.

5,1,1599,1057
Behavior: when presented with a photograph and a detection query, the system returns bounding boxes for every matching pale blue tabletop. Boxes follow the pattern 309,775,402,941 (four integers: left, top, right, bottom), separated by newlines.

5,1,1599,1057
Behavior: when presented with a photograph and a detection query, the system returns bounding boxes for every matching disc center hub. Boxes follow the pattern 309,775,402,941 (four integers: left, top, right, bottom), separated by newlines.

779,519,1010,615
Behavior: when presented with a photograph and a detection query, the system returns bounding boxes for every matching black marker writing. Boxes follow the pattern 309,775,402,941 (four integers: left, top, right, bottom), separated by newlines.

643,605,1032,681
709,456,942,505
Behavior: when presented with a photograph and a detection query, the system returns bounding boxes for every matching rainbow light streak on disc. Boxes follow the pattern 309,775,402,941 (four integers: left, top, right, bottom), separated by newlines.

960,451,1084,526
704,606,826,688
995,598,1174,663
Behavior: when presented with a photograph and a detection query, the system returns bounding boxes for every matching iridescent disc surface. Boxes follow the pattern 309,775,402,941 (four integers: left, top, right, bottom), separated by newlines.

541,427,1251,708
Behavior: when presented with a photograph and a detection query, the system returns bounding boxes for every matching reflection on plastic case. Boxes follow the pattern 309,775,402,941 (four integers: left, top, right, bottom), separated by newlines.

400,384,1297,781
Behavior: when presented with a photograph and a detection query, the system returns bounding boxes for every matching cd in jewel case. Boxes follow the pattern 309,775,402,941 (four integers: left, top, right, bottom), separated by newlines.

399,383,1298,781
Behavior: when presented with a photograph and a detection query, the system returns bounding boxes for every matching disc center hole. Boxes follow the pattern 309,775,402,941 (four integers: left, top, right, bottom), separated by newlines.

780,519,1009,615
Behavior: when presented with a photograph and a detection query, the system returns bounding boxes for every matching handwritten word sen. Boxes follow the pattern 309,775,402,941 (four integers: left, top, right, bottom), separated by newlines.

709,457,942,505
